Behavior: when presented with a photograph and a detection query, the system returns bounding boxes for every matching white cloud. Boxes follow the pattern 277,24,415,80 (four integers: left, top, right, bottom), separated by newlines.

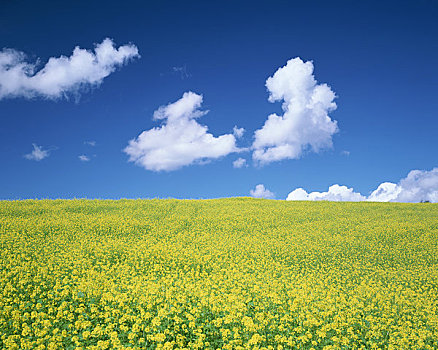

233,157,247,168
24,144,50,161
252,57,338,165
367,169,438,203
84,141,96,146
250,184,275,199
233,126,245,138
172,65,189,79
286,168,438,203
287,184,365,201
124,92,239,171
341,150,350,156
392,168,438,203
0,38,139,100
367,182,401,202
78,155,90,162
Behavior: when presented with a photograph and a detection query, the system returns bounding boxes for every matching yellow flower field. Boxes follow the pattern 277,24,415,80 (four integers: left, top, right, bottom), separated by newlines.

0,198,437,349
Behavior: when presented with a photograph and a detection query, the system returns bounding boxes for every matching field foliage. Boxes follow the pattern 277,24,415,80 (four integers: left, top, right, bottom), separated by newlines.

0,199,437,349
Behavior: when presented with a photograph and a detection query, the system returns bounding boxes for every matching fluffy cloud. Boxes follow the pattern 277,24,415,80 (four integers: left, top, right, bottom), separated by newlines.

373,168,438,203
0,38,139,100
367,182,401,202
286,168,438,203
252,57,338,165
124,92,239,171
233,126,245,138
287,184,365,201
78,155,90,162
250,184,275,199
233,157,247,168
24,144,50,161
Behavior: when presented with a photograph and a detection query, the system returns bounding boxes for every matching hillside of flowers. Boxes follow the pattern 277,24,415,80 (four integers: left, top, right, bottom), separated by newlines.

1,198,437,349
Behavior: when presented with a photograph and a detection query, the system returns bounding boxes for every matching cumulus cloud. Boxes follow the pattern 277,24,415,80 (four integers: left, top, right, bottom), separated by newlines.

250,184,275,199
124,92,239,171
233,126,245,138
78,155,90,162
286,168,438,203
367,182,401,202
24,144,50,161
287,184,365,201
377,168,438,203
233,157,247,168
0,38,139,100
252,57,338,165
84,141,96,146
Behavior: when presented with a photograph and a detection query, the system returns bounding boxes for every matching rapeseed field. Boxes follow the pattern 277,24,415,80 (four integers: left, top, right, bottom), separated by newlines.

0,198,437,350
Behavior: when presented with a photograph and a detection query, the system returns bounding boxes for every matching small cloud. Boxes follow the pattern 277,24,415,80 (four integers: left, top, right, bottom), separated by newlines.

233,157,247,168
78,155,90,162
84,141,96,146
0,38,139,100
24,144,50,161
341,150,350,156
250,184,275,199
172,65,190,79
233,126,245,139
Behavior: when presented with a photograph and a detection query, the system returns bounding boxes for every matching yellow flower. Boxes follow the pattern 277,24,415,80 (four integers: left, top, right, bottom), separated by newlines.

1,198,437,350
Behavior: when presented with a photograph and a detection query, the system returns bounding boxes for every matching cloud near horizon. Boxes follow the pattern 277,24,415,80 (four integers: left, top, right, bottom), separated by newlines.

250,184,275,199
286,168,438,203
0,38,139,100
124,92,240,171
252,57,338,165
287,184,365,201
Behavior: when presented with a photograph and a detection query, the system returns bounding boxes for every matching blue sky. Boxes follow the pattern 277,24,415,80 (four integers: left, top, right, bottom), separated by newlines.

1,0,437,201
